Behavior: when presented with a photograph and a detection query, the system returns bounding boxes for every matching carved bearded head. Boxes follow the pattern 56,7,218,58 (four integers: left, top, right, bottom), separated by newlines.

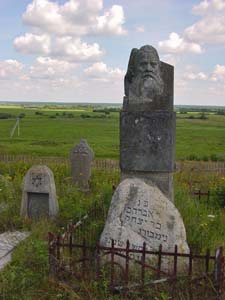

125,45,164,101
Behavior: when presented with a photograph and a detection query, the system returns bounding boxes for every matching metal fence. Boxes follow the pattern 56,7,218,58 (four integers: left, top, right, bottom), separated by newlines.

48,216,225,299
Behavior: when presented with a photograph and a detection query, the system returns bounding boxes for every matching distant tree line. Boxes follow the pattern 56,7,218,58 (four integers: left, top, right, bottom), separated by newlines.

0,113,25,119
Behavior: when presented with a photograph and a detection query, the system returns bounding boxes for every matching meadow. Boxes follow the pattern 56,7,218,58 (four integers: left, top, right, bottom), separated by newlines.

0,104,225,160
1,103,225,299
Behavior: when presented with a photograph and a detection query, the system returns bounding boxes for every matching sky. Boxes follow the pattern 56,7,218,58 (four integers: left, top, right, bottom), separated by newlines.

0,0,225,106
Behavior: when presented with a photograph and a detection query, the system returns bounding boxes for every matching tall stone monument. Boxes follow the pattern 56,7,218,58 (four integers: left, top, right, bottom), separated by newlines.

70,139,94,191
20,165,58,219
100,45,189,270
121,45,175,201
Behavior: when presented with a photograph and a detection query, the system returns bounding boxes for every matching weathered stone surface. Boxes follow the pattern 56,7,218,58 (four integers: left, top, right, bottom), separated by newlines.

121,171,174,202
70,139,94,191
100,178,189,271
120,111,176,172
123,45,173,112
20,165,58,219
0,231,30,271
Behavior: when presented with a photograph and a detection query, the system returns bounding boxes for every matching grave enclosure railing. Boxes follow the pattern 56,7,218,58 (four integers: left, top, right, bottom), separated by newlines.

48,221,225,299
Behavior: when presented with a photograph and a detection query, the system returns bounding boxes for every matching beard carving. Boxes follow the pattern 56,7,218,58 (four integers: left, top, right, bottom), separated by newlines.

130,72,164,101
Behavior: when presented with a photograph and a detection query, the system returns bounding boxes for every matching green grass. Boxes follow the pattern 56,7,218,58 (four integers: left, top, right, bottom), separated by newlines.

0,105,225,160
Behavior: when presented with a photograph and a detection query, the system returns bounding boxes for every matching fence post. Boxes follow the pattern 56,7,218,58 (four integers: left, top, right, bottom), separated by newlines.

157,244,162,279
48,232,56,276
56,235,61,261
110,239,115,290
82,238,87,278
96,241,101,280
205,249,210,275
189,249,193,277
173,245,178,278
141,242,146,288
69,232,73,272
214,247,224,299
125,240,130,286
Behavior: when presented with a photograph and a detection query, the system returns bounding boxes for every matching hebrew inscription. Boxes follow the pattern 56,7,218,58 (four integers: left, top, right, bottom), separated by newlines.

123,199,168,245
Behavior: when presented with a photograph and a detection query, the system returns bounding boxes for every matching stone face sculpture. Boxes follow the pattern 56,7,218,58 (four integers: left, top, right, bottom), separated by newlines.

125,45,164,102
123,45,174,112
70,139,94,191
20,165,58,219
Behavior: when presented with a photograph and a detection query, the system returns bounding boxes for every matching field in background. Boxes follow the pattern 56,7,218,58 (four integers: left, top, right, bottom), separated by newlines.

0,104,225,160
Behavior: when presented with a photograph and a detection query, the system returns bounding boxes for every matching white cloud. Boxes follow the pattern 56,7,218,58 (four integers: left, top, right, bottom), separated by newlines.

22,0,126,36
184,15,225,44
29,56,77,79
185,0,225,45
14,34,104,62
84,62,124,82
211,64,225,81
53,37,104,61
183,71,208,80
159,0,225,58
95,5,126,35
158,32,203,54
14,33,51,55
0,60,24,79
192,0,225,15
135,26,145,33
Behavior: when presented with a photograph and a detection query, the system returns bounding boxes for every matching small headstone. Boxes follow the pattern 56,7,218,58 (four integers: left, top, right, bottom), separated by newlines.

100,178,189,271
70,139,94,191
20,165,58,219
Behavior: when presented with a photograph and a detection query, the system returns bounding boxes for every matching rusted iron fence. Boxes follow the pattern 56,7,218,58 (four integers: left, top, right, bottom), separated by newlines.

48,218,225,299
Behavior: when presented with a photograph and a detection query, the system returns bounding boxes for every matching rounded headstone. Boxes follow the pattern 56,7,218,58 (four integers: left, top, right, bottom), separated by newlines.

20,165,58,219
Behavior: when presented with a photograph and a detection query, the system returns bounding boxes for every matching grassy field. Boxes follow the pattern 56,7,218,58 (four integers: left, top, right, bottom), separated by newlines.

0,104,225,160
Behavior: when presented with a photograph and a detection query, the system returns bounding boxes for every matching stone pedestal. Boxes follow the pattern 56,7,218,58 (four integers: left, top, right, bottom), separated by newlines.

20,165,58,219
120,110,175,201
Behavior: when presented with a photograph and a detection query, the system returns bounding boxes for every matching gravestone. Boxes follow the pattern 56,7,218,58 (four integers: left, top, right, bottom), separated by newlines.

100,45,189,271
70,139,94,191
100,178,189,270
20,165,58,219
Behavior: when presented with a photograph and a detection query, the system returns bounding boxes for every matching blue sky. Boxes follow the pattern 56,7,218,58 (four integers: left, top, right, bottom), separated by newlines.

0,0,225,105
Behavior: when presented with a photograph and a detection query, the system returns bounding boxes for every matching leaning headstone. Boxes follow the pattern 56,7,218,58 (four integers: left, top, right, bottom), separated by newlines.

100,45,189,271
70,139,94,191
20,165,58,219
